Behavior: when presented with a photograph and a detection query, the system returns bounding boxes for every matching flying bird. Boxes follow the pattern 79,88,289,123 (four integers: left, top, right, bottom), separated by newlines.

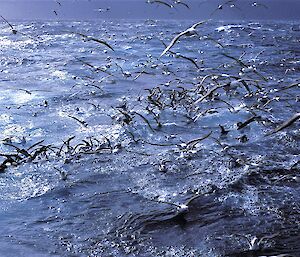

251,2,268,9
147,0,174,9
271,113,300,134
237,233,279,251
222,53,268,82
74,32,114,51
160,20,207,58
173,0,190,9
0,15,17,34
53,10,58,16
55,0,62,6
95,7,111,13
210,0,241,16
151,194,203,214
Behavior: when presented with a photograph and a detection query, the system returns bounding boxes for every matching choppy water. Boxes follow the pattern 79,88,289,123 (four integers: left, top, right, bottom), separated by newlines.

0,19,299,256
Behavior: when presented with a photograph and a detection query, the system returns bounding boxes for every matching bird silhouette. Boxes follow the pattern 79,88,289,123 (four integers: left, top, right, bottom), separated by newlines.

0,15,17,34
147,0,174,9
271,113,300,134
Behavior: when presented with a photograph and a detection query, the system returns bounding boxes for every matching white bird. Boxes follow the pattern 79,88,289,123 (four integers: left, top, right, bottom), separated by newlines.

241,233,279,251
151,194,202,214
160,20,207,58
251,2,268,9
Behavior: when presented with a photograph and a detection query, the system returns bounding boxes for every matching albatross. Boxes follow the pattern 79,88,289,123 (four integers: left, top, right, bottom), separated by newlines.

160,20,207,58
151,193,207,214
74,32,114,51
0,15,17,34
147,0,174,9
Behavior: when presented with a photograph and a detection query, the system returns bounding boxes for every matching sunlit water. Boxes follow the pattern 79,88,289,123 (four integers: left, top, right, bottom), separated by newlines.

0,19,299,256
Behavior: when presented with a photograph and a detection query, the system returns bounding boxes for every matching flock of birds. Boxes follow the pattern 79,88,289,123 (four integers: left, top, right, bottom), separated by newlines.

0,0,299,185
51,0,268,18
146,0,268,13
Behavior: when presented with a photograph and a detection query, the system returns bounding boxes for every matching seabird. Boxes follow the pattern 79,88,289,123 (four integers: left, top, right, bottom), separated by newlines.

222,53,268,82
237,115,259,130
147,0,174,9
173,0,190,9
219,124,229,135
160,20,207,58
251,2,268,9
271,113,300,134
152,194,203,214
74,32,114,51
210,0,241,16
95,7,111,13
238,233,279,251
55,0,62,6
0,15,17,34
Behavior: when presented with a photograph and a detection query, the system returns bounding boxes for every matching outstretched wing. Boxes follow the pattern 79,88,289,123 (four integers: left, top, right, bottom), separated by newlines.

175,1,190,9
191,20,207,29
88,37,115,51
0,15,14,30
74,32,114,51
160,30,187,57
273,113,300,134
148,0,174,8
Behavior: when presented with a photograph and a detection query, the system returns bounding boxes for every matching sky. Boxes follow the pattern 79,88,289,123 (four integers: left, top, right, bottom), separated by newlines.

0,0,300,21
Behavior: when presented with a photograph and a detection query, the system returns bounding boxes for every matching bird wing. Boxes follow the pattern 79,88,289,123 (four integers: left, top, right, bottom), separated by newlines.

176,1,190,9
191,20,207,29
203,36,224,48
150,0,173,8
273,113,300,133
150,198,181,208
74,32,88,38
184,194,202,206
177,54,199,69
74,32,114,51
253,2,268,9
88,37,115,51
222,53,248,67
160,30,187,57
259,3,269,9
225,0,237,4
0,15,14,30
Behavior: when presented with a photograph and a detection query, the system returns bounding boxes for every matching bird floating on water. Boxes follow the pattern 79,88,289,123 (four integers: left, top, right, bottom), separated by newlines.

152,193,203,214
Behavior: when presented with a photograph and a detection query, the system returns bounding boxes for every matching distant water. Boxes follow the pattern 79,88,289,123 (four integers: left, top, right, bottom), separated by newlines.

0,19,299,256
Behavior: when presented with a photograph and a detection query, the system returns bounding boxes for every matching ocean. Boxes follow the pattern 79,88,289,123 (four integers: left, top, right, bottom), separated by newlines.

0,19,299,256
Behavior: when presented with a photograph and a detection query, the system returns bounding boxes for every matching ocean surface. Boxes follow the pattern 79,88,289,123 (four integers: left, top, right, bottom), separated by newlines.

0,19,299,256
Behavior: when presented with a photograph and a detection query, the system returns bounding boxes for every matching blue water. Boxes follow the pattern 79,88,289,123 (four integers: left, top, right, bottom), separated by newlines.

0,19,299,256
